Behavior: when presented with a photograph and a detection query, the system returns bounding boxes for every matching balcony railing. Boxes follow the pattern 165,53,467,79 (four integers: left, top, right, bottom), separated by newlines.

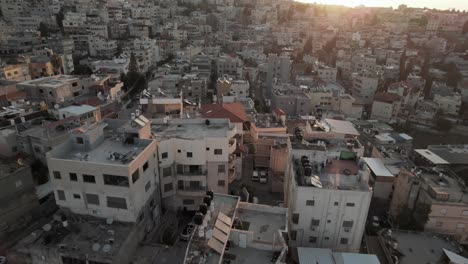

228,168,237,183
177,186,206,196
228,138,237,154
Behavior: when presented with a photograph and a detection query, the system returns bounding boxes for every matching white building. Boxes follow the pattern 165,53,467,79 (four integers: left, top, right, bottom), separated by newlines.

153,118,238,211
216,54,243,79
370,93,401,123
91,57,130,75
285,120,371,252
88,36,117,58
433,93,462,116
351,71,380,104
46,117,160,223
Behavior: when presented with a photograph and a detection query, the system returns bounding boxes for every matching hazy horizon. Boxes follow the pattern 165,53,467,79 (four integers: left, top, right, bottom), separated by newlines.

296,0,468,11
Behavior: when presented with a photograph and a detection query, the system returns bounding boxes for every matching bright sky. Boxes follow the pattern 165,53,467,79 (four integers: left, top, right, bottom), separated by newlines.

296,0,468,10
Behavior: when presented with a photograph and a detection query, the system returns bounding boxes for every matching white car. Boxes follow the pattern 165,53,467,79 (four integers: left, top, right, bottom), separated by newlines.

259,171,267,183
252,171,259,181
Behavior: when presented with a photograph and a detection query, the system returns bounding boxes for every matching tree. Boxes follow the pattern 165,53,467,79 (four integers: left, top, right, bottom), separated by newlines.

38,22,50,38
446,63,462,88
287,6,294,21
303,36,313,55
423,76,433,99
399,50,407,81
464,20,468,34
433,109,453,132
56,8,65,32
126,52,141,89
50,54,63,75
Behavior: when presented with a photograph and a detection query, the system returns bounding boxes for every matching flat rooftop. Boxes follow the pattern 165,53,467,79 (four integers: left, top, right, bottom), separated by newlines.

19,75,79,88
16,213,133,263
297,247,380,264
380,230,462,264
226,247,274,264
152,118,235,141
427,145,468,165
416,167,468,203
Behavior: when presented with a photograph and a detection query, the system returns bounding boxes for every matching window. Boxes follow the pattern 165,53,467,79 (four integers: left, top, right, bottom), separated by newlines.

69,173,77,181
327,220,331,223
53,171,61,179
178,180,184,190
183,199,195,205
324,237,330,240
163,167,172,177
138,212,144,223
107,196,127,209
306,200,315,206
143,162,149,171
73,194,81,199
132,170,139,183
161,152,168,159
72,82,78,87
103,174,129,187
290,230,297,240
164,183,173,192
145,181,151,192
187,152,193,158
340,238,349,245
57,190,66,201
311,219,320,227
343,220,354,228
214,149,222,155
346,203,355,207
86,193,99,205
218,165,225,173
292,213,299,224
334,202,339,206
177,149,181,153
76,137,84,144
206,147,210,151
218,180,225,186
83,174,96,183
309,236,317,243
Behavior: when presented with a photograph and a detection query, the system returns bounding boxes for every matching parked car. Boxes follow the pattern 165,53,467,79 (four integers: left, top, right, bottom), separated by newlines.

252,171,259,181
179,223,197,241
0,256,7,264
259,171,268,183
372,216,380,227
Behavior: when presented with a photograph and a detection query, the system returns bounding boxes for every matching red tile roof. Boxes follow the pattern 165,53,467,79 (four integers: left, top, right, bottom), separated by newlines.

201,103,248,123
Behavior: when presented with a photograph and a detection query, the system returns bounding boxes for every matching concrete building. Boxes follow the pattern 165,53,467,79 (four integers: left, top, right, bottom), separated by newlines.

378,229,466,264
370,93,401,123
285,119,371,252
46,117,161,224
88,36,118,59
28,55,56,80
152,118,238,211
433,93,462,116
271,85,313,116
0,64,31,82
92,57,130,75
183,193,288,264
266,53,291,97
296,247,380,264
352,71,380,104
18,75,92,105
216,54,243,79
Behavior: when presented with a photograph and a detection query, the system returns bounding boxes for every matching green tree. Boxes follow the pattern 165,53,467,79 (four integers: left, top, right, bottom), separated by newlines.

56,8,65,32
463,20,468,34
38,22,50,38
446,63,462,88
433,109,453,132
50,54,63,75
126,52,141,88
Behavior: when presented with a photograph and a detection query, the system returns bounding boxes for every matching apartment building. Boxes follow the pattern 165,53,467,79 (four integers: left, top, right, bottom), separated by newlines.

271,84,313,116
88,36,117,59
18,75,96,105
152,118,237,211
285,119,371,252
390,167,468,244
351,71,380,104
370,92,401,123
0,64,31,82
46,117,160,223
28,56,55,79
216,54,244,79
433,93,462,116
266,53,291,96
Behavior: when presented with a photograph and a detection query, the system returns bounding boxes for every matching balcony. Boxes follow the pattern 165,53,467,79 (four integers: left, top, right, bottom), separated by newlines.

177,186,206,196
228,167,237,183
228,138,237,154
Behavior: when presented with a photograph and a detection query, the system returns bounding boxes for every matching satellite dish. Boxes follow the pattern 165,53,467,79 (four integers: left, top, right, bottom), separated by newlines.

102,244,111,253
106,217,114,225
42,224,52,231
92,243,101,252
54,104,60,109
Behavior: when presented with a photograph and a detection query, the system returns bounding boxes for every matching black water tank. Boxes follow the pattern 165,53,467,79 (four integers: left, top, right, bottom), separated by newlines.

206,190,214,199
194,213,204,225
203,196,212,206
199,203,208,215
